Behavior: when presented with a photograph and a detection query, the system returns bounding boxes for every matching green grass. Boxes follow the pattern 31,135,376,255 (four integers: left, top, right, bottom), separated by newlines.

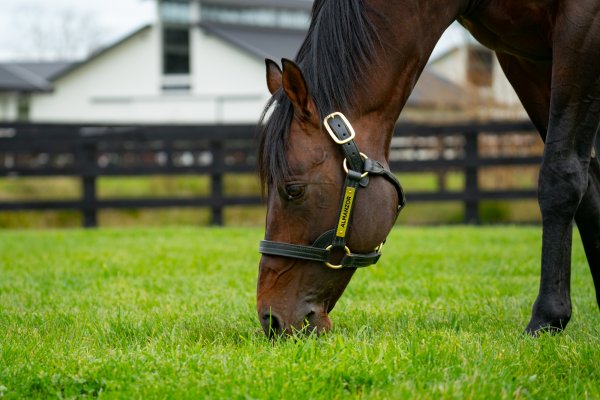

1,227,598,399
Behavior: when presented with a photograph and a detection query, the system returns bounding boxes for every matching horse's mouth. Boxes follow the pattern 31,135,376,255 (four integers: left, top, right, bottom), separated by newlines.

303,308,332,334
260,305,333,337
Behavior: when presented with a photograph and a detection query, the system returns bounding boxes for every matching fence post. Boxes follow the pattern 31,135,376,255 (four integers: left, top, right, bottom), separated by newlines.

210,140,224,226
80,140,97,228
436,136,447,192
464,131,480,224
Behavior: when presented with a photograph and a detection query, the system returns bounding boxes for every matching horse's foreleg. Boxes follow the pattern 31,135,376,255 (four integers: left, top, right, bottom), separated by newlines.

495,54,574,333
497,17,600,333
574,144,600,309
526,152,582,334
525,118,600,334
526,3,600,333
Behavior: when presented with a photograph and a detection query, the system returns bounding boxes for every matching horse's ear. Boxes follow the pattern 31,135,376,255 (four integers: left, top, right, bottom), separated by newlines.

281,58,317,121
265,59,282,95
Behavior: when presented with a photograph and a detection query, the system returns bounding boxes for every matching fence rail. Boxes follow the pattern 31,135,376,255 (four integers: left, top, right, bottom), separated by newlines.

0,120,545,227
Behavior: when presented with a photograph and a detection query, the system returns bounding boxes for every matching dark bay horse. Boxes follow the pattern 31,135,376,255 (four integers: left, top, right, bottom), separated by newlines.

257,0,600,336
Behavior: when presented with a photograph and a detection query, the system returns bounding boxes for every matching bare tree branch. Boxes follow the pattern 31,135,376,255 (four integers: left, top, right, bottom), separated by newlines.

11,4,108,61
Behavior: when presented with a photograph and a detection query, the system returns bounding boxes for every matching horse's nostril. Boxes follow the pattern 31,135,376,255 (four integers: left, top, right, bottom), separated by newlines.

261,312,282,337
303,311,318,334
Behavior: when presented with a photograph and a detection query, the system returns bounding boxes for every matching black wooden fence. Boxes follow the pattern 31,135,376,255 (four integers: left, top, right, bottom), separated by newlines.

0,120,546,227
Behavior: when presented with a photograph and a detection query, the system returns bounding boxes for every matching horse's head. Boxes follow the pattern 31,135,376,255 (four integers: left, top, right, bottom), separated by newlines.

256,59,404,337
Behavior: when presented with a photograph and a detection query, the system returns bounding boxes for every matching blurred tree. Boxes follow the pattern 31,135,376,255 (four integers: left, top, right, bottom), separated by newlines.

12,5,107,61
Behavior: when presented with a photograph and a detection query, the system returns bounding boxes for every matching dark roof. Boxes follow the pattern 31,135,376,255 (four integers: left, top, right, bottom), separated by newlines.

201,22,467,108
201,22,304,60
1,16,466,109
0,62,75,92
50,25,152,81
408,70,468,109
0,25,151,93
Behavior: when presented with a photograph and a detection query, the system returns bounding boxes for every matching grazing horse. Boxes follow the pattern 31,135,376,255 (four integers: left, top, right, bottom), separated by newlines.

257,0,600,336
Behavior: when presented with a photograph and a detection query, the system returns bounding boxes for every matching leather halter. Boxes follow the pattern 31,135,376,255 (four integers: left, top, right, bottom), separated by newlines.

259,112,406,269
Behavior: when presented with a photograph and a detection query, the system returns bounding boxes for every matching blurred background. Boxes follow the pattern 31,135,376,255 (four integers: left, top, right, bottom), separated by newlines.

0,0,545,228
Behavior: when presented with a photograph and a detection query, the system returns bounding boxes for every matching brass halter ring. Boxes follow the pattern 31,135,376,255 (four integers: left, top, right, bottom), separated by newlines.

343,152,369,178
324,245,351,269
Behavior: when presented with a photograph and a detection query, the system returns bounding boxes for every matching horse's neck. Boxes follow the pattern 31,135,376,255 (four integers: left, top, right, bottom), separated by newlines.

358,1,463,129
347,1,477,160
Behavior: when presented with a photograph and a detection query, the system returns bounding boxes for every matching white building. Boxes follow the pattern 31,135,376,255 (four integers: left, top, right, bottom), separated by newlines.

428,43,526,119
1,0,314,124
0,0,523,124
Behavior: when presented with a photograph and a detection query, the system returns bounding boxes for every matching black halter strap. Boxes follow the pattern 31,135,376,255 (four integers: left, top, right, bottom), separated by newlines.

259,112,406,269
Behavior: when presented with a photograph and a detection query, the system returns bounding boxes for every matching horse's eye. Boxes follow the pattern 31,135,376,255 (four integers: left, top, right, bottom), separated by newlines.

284,184,306,200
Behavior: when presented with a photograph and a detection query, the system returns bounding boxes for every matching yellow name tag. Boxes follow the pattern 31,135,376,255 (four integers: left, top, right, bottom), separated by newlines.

336,187,356,237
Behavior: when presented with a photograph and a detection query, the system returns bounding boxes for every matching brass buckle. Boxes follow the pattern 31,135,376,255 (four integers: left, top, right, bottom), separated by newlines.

324,112,356,145
343,152,369,178
324,245,351,269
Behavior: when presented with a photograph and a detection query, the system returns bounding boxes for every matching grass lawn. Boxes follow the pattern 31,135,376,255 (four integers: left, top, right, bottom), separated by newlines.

0,226,598,399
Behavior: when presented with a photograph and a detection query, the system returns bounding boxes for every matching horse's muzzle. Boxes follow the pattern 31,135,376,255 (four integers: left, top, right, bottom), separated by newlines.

259,304,332,337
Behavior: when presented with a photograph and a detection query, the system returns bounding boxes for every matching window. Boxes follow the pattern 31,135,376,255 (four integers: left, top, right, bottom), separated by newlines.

201,6,310,29
160,0,191,24
160,0,191,79
163,26,190,75
17,95,30,122
467,47,493,87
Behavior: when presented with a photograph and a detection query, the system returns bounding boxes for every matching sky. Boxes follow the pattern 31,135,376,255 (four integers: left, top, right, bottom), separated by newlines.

0,0,467,62
0,0,155,61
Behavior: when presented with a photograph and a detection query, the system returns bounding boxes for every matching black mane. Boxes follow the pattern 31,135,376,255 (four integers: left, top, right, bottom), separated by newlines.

257,0,380,191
